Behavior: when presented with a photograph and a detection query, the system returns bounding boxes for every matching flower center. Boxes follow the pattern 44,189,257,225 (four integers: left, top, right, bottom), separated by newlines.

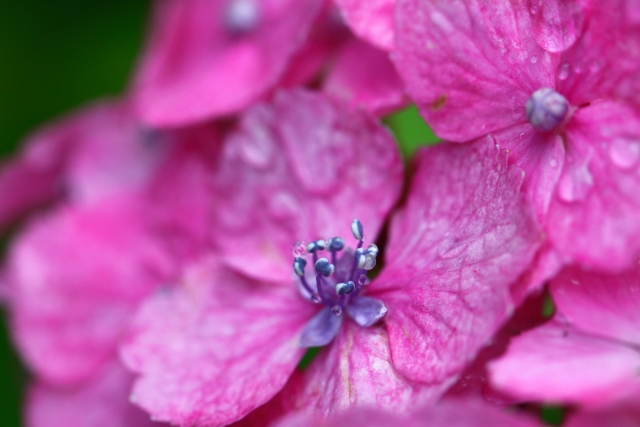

292,220,388,347
525,88,569,132
223,0,260,35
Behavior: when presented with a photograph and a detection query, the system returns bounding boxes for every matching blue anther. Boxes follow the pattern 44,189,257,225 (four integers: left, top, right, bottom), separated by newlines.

355,248,366,269
336,281,355,296
351,219,364,241
306,242,317,253
315,239,327,251
314,258,334,277
366,243,379,257
293,257,307,277
328,237,345,252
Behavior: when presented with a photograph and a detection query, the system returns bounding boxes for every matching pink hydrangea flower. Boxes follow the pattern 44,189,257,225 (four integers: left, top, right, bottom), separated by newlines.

26,362,167,427
120,89,542,426
2,101,219,387
488,263,640,406
271,399,542,427
132,0,322,126
394,0,640,273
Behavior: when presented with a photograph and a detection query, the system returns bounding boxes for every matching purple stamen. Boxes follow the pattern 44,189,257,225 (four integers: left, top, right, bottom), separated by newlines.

292,220,388,347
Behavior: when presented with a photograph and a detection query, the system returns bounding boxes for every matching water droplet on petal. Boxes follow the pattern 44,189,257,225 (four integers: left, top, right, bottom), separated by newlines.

549,158,558,168
557,162,593,202
558,63,571,80
609,137,640,170
331,305,343,316
530,55,538,64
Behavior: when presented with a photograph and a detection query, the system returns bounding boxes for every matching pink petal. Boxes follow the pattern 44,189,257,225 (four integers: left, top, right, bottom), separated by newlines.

527,0,589,53
212,89,403,282
323,37,406,116
370,138,543,384
551,264,640,346
488,320,640,406
333,0,396,51
546,102,640,271
289,323,448,415
556,0,640,108
120,258,315,427
9,195,173,386
566,406,640,427
273,399,541,427
133,0,322,126
26,362,164,427
394,0,554,142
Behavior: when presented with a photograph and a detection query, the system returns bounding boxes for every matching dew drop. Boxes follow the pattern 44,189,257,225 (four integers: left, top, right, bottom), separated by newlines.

331,305,343,316
557,163,593,202
558,63,571,80
549,158,558,168
609,137,640,169
530,55,538,64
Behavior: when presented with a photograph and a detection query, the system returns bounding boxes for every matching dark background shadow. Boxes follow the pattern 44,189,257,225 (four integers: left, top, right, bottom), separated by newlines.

0,2,150,425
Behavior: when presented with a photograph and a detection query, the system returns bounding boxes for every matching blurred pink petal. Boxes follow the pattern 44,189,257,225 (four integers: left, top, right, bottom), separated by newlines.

371,139,542,384
333,0,395,51
566,404,640,427
527,0,589,53
212,89,402,282
121,259,314,427
26,362,165,427
489,320,640,405
132,0,322,126
9,195,173,386
323,37,406,116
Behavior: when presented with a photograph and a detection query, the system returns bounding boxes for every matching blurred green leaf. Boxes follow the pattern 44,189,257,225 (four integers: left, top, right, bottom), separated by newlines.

541,405,565,425
297,347,322,371
384,104,440,161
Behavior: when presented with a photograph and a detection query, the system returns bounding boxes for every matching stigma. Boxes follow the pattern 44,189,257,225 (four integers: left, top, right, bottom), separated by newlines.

292,219,388,348
525,88,569,132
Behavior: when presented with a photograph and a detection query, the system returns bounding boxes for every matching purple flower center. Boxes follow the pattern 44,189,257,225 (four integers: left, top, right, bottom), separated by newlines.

223,0,260,35
525,88,570,132
292,219,388,348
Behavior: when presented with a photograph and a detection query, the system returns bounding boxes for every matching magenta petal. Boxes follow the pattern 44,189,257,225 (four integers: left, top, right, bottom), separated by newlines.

26,362,163,427
300,306,343,348
324,37,406,116
566,406,640,427
346,296,387,327
274,399,541,427
10,196,172,386
551,265,640,346
212,89,403,282
133,0,322,126
488,320,640,405
120,259,314,427
333,0,395,51
546,102,640,271
292,324,448,414
527,0,588,53
394,0,554,141
371,139,542,384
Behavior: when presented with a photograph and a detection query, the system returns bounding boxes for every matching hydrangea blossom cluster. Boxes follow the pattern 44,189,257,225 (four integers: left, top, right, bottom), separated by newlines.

0,1,638,426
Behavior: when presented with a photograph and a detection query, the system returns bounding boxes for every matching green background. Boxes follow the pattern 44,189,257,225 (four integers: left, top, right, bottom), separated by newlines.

0,2,150,426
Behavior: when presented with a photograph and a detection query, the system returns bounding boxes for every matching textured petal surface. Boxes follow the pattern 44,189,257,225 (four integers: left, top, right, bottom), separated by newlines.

551,264,640,346
133,0,321,126
333,0,395,51
557,0,640,108
527,0,588,53
9,195,172,386
323,37,406,116
26,362,164,427
394,0,555,141
289,323,449,415
546,102,640,271
121,258,315,427
273,399,541,427
488,320,640,405
371,139,543,384
212,89,403,282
